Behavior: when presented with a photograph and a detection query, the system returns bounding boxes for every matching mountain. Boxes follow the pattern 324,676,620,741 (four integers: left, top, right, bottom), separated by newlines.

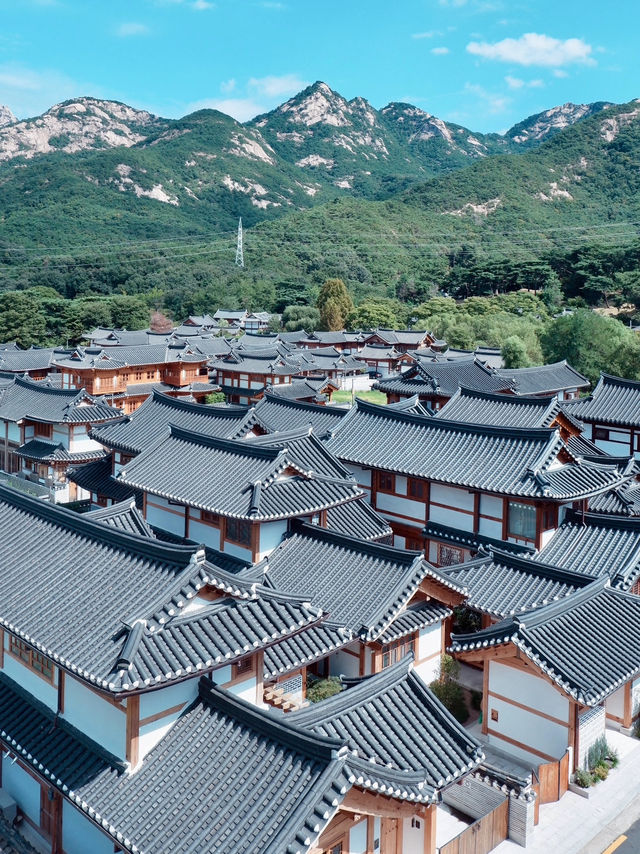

0,97,168,162
505,101,612,147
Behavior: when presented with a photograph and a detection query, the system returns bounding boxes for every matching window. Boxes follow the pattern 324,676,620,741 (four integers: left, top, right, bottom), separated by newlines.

542,506,557,531
34,422,52,439
134,371,143,381
491,708,499,722
226,517,252,547
437,543,464,567
8,637,54,683
593,427,609,442
146,371,154,380
381,635,415,669
201,510,220,526
233,656,253,679
411,818,422,829
408,478,425,499
378,472,395,494
507,502,536,540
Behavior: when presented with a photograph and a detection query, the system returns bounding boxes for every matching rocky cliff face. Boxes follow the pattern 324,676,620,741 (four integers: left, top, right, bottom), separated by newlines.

0,97,168,161
506,102,611,145
0,105,16,128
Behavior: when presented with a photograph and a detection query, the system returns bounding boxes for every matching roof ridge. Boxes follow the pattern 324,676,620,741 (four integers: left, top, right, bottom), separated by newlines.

167,424,282,459
152,388,250,416
289,519,421,564
200,677,345,761
489,547,594,586
262,391,348,415
517,577,609,629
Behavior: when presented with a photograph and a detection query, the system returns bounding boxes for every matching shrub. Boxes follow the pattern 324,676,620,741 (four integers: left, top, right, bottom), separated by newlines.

587,736,608,771
608,746,620,768
430,655,468,723
306,676,342,704
573,768,592,789
593,763,609,782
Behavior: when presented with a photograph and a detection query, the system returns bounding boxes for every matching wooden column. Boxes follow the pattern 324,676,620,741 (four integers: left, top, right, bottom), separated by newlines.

366,815,375,854
623,681,633,729
482,661,490,736
395,816,403,854
423,805,437,854
126,695,140,768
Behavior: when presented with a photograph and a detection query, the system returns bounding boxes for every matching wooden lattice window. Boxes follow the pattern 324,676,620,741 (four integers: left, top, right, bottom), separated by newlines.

8,637,54,683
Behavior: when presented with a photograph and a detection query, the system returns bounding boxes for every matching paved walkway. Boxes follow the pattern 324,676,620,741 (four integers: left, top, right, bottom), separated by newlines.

491,729,640,854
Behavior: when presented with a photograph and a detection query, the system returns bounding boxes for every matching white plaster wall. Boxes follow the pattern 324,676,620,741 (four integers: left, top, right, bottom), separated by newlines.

429,503,473,532
402,816,425,854
349,818,368,854
540,527,557,548
478,517,502,539
395,475,407,496
2,650,58,713
491,662,569,721
52,425,68,447
6,422,20,442
69,430,104,453
415,623,442,685
346,464,371,488
606,686,624,719
145,498,185,538
2,757,40,825
63,677,126,760
594,437,631,456
330,645,360,678
187,518,221,550
227,676,257,705
221,539,253,562
395,535,406,549
487,695,568,761
633,677,640,718
376,492,424,523
138,681,196,760
62,801,114,854
213,664,232,685
480,494,502,518
258,520,288,560
431,483,474,512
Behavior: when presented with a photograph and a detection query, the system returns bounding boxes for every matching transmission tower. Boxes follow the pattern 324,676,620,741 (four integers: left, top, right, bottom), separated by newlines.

235,217,244,268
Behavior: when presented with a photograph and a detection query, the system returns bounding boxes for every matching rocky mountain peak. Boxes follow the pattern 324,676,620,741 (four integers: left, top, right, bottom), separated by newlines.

507,101,611,145
0,105,16,128
0,97,168,162
277,81,356,127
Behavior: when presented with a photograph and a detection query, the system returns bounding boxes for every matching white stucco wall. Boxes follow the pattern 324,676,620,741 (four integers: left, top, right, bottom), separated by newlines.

138,681,197,761
187,517,221,550
62,801,114,854
63,677,126,760
376,492,424,524
2,757,40,825
414,622,442,685
227,676,257,705
349,818,368,853
2,647,58,712
145,497,186,538
330,644,361,678
402,816,425,854
257,520,288,560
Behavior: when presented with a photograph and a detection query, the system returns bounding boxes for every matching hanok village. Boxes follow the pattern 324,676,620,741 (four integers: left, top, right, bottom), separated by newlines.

0,316,639,854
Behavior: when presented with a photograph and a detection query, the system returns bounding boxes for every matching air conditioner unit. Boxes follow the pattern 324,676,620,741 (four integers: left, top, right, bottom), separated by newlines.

0,788,17,823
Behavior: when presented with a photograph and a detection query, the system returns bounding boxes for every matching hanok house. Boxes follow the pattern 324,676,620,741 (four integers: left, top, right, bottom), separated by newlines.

375,356,513,409
210,347,303,404
496,360,590,400
363,328,439,353
116,425,365,563
53,342,214,413
0,346,64,380
259,521,466,706
326,398,633,561
252,391,349,438
0,375,120,500
567,373,640,459
0,484,483,854
354,344,415,377
264,376,340,404
450,579,640,783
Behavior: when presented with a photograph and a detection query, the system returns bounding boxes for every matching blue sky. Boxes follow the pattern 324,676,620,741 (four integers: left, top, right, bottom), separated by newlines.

0,0,637,133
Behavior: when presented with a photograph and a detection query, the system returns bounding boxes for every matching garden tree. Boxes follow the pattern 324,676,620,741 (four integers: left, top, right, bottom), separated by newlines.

616,270,640,306
108,295,150,330
282,305,320,332
540,309,640,384
267,315,282,333
150,310,173,333
347,298,401,331
0,292,48,347
316,278,354,331
541,274,564,313
502,336,531,369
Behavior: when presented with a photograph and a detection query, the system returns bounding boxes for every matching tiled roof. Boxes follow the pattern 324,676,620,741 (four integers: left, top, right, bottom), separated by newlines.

450,579,640,705
291,657,483,800
422,520,535,555
0,674,352,854
67,454,137,502
261,522,441,641
375,358,512,398
496,361,589,396
0,486,324,694
85,499,155,538
251,393,348,438
377,601,452,643
327,399,629,500
437,386,564,428
265,377,339,403
263,620,354,680
119,426,363,520
16,440,106,464
534,510,640,589
324,497,393,542
588,481,640,516
568,374,640,427
55,343,207,370
0,347,59,372
0,376,120,424
91,390,253,454
442,548,590,619
367,329,433,346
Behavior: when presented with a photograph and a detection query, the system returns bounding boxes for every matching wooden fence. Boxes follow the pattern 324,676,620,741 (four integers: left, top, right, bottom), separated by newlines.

439,797,509,854
538,751,569,805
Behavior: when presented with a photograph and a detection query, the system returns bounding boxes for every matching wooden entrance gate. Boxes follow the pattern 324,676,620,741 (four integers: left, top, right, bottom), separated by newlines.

538,751,569,805
439,798,508,854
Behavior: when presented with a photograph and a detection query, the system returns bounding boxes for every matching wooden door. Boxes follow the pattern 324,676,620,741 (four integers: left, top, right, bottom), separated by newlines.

558,751,569,799
538,760,560,804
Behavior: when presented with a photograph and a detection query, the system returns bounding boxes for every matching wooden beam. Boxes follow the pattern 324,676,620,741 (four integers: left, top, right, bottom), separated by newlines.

482,661,489,736
126,694,140,768
341,787,426,819
423,804,436,854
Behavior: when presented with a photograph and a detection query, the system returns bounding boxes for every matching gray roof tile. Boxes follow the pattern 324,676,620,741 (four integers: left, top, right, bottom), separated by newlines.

496,361,589,396
568,373,640,427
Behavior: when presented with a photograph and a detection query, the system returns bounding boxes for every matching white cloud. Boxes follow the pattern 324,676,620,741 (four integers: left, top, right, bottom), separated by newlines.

467,32,595,67
439,0,467,6
505,75,544,89
192,0,213,8
465,82,511,114
0,63,99,118
220,78,236,94
186,97,265,122
412,31,440,39
248,74,309,97
431,46,450,55
116,22,149,37
553,69,569,78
